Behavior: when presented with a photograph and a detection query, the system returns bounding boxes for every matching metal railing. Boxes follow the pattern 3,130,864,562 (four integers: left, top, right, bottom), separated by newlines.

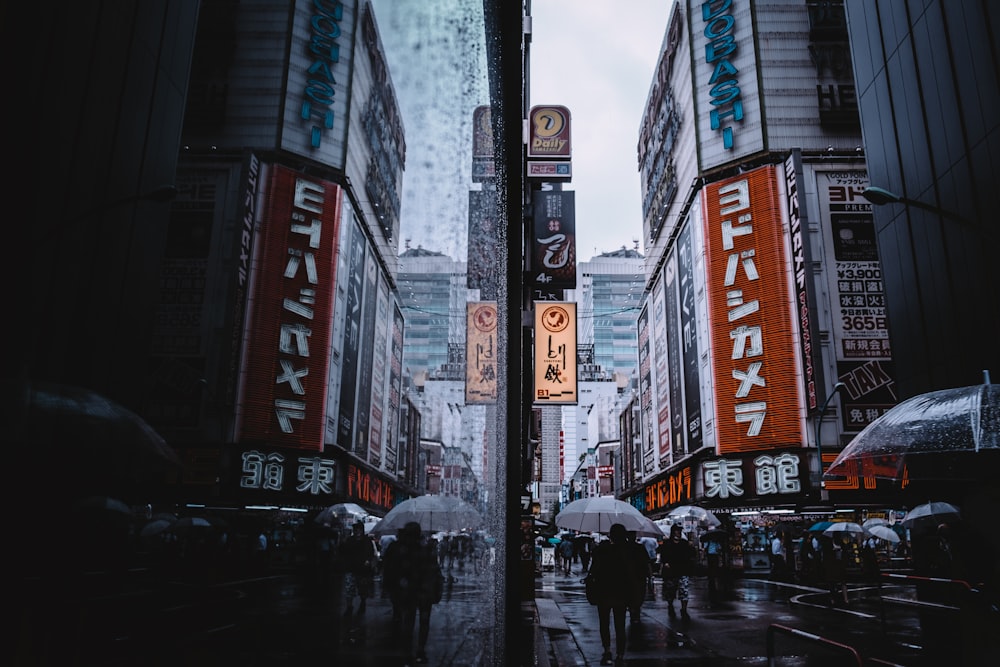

766,623,863,666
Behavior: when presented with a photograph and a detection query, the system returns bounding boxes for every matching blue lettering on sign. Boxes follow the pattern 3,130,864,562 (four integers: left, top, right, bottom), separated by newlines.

301,0,344,148
702,0,741,150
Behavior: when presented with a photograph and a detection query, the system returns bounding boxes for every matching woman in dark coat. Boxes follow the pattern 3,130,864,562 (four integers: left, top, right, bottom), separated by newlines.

588,523,647,665
381,522,444,665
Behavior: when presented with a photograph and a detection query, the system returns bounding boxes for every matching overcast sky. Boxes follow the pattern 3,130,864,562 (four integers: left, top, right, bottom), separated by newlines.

375,0,671,262
529,0,671,260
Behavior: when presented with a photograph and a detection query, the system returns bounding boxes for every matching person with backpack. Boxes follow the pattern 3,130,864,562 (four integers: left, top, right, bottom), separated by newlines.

381,521,444,665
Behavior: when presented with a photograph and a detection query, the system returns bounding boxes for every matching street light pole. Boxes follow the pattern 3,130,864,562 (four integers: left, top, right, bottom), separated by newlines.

815,382,846,502
861,186,972,225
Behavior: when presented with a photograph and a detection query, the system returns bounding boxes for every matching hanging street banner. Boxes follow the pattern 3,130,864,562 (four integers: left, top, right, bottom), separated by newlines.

465,302,498,404
533,301,577,405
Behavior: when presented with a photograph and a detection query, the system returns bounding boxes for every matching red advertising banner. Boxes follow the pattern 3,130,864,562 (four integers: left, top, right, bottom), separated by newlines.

238,165,341,450
702,166,805,454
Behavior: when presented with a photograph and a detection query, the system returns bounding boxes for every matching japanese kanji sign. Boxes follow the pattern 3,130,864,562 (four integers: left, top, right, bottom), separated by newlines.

465,302,497,404
533,301,577,404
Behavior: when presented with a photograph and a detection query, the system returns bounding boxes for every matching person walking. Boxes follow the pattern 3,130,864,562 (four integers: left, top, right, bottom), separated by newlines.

657,523,697,619
381,521,444,665
625,530,653,625
588,523,646,665
340,521,377,616
770,530,787,580
559,536,575,574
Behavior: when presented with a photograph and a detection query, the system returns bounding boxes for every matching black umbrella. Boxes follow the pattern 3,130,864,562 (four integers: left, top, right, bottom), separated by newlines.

5,379,180,500
825,382,1000,481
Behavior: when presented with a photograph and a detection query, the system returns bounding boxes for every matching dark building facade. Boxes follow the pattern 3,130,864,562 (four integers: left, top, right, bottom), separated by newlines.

845,0,1000,397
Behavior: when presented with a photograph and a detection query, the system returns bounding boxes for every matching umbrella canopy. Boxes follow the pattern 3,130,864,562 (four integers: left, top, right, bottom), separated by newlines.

807,521,834,532
171,516,214,531
825,383,1000,482
371,495,482,535
823,522,864,537
5,380,180,500
901,501,961,528
667,505,721,528
315,502,369,526
139,518,175,537
862,518,888,530
867,524,900,543
555,496,657,536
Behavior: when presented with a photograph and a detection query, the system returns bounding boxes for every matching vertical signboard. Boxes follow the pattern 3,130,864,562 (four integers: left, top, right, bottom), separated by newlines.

385,303,404,473
636,305,654,468
688,0,764,169
468,189,499,294
337,218,368,450
534,302,577,404
531,190,577,290
281,0,357,168
238,165,341,450
702,166,805,454
677,223,704,452
784,151,825,411
368,274,390,468
651,274,672,464
354,249,379,458
817,170,896,432
664,248,686,461
466,302,498,404
527,105,572,159
471,105,495,182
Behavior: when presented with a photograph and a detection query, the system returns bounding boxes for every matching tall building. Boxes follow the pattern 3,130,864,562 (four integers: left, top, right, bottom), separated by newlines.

577,247,646,383
628,0,902,520
398,246,488,485
843,0,1000,398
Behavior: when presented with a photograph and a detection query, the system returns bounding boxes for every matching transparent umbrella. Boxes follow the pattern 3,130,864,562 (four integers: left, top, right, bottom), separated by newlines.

555,496,659,536
823,522,864,537
825,383,1000,481
372,495,482,535
667,505,722,528
866,524,900,543
901,501,961,528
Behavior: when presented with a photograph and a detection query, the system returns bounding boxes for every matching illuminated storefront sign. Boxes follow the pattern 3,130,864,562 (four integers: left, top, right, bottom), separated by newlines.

702,451,804,500
345,463,394,512
531,190,577,290
644,467,694,513
466,302,498,404
238,166,340,450
240,449,336,496
533,302,578,404
702,166,805,454
701,0,743,150
527,105,572,158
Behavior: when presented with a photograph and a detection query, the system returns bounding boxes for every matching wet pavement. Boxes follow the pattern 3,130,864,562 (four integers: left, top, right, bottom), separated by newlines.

17,559,994,666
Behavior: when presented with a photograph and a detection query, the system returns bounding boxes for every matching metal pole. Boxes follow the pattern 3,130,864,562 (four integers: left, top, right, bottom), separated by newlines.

815,382,846,502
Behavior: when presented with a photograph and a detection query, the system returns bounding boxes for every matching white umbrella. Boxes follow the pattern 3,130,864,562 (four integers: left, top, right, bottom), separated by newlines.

314,502,368,526
554,496,659,536
901,501,961,528
862,517,888,531
823,522,864,537
371,495,482,535
667,505,721,528
867,524,900,543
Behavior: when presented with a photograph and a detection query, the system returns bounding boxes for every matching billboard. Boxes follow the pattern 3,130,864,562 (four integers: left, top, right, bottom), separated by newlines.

466,302,498,404
702,166,805,454
468,189,500,294
533,302,577,404
237,165,341,450
281,0,357,168
337,217,369,450
472,105,495,182
816,170,897,432
530,190,576,290
688,0,764,169
527,105,572,159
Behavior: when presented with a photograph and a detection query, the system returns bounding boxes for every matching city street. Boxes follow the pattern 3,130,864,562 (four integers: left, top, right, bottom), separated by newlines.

17,546,997,666
532,564,966,666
